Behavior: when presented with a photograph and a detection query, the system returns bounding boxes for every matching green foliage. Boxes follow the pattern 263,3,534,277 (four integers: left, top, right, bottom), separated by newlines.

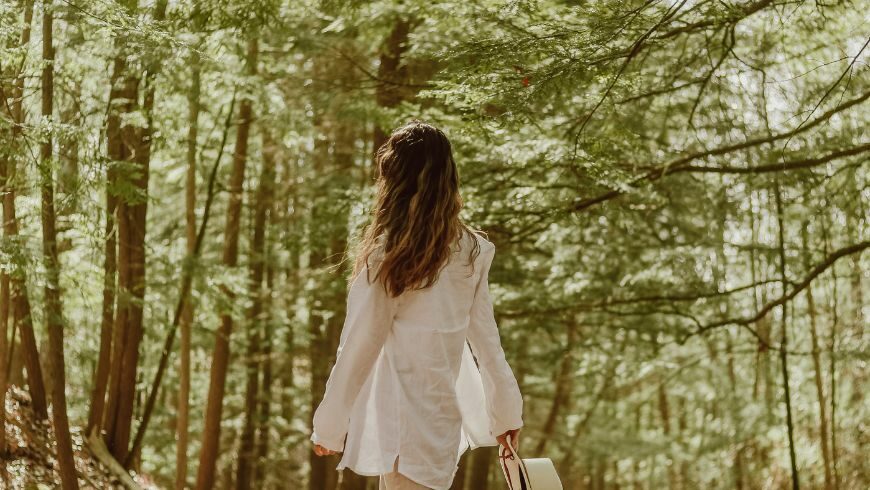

0,0,866,488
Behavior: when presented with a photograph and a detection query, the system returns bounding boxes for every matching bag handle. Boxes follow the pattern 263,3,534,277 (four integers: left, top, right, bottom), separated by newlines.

499,434,531,490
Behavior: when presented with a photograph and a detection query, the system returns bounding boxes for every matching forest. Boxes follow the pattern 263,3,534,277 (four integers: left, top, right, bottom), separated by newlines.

0,0,867,488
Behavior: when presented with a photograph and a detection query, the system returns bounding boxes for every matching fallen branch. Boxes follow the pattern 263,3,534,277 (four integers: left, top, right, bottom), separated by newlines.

86,429,142,490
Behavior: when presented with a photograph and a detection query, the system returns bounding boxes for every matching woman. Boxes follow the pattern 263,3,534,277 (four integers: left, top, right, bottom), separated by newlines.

310,121,524,490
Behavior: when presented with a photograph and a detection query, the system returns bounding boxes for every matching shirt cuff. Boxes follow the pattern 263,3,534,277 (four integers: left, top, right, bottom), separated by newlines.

491,418,524,438
310,431,345,453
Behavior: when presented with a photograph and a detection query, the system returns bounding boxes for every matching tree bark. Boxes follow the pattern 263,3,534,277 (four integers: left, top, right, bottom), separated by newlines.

0,265,7,459
126,91,237,471
176,35,201,490
467,446,496,490
448,452,469,490
236,119,276,490
195,37,258,490
38,5,79,487
87,38,126,440
254,262,275,486
535,321,576,455
87,164,117,435
102,0,167,465
371,18,413,175
0,0,47,421
99,29,140,465
307,121,356,490
773,182,799,490
800,225,833,489
658,384,678,489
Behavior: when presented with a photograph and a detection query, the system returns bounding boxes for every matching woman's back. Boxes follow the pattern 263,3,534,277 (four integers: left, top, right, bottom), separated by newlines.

310,122,523,490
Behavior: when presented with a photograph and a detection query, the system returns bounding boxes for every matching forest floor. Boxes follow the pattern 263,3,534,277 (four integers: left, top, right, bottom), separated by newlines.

1,387,157,489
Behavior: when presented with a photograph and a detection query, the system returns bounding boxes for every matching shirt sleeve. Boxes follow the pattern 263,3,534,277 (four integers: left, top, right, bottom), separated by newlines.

310,259,397,452
466,243,524,438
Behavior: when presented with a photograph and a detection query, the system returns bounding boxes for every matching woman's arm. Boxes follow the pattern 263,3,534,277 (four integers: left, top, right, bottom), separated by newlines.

465,243,524,440
310,260,397,452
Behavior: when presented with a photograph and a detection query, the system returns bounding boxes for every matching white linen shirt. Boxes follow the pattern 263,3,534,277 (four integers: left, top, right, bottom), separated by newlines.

310,232,524,490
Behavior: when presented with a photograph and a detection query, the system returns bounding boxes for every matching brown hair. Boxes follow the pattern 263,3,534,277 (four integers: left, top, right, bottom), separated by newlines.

352,121,481,297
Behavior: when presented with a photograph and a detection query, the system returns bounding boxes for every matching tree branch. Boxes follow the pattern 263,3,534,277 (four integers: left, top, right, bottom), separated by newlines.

569,90,870,213
676,142,870,174
685,240,870,339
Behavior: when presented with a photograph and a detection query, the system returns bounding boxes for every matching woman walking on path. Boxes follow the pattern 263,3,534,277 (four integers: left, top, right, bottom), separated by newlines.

310,121,524,490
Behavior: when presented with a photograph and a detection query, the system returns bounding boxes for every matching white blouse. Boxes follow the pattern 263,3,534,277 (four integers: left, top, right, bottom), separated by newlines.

310,231,524,490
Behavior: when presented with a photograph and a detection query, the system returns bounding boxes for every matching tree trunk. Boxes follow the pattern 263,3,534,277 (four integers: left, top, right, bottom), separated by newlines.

773,182,799,490
87,19,135,433
38,5,78,487
372,19,411,168
799,225,833,489
0,266,7,459
102,0,166,466
277,153,299,473
449,452,470,490
236,119,276,490
176,36,201,490
467,446,496,490
822,214,841,490
87,165,117,435
1,0,47,421
658,384,678,489
254,262,275,486
535,321,576,455
100,44,139,464
103,71,148,466
307,121,356,490
195,37,258,490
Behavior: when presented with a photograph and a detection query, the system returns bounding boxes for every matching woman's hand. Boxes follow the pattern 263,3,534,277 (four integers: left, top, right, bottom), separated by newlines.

496,428,521,452
313,444,340,457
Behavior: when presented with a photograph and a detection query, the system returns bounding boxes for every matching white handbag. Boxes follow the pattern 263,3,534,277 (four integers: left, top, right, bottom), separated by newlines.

498,434,563,490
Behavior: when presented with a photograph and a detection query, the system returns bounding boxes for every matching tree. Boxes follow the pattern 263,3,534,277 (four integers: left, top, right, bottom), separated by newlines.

196,37,259,490
0,0,47,422
37,2,79,487
235,122,276,490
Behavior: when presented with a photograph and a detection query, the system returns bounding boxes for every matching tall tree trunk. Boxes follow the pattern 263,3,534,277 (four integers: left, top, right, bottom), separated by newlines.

467,446,496,490
800,225,833,489
1,0,47,421
195,38,258,490
87,29,133,435
773,182,799,490
176,36,201,490
535,321,576,455
236,121,276,490
278,153,299,471
254,262,275,486
449,452,470,490
307,121,356,490
0,267,7,460
102,0,167,466
87,162,117,435
38,5,78,487
372,18,411,169
126,92,236,472
100,32,139,463
822,214,841,490
658,384,678,489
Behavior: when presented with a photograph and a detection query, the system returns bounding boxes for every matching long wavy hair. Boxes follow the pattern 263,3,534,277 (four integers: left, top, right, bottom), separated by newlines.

352,121,482,297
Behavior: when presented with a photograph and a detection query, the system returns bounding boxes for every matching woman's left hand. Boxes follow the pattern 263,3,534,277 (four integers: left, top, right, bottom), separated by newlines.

496,428,522,452
313,444,340,457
